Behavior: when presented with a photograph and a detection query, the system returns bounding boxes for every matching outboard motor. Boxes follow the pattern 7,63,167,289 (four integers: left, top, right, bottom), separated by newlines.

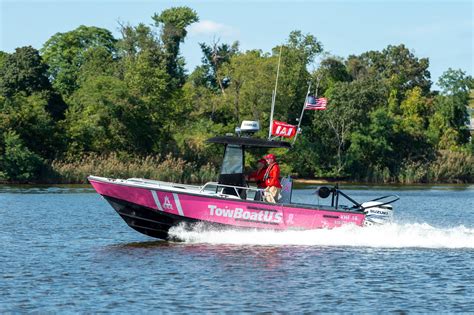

362,201,394,226
315,185,399,226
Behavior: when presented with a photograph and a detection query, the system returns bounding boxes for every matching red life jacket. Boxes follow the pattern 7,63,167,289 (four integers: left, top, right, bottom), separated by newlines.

249,167,268,188
263,162,282,188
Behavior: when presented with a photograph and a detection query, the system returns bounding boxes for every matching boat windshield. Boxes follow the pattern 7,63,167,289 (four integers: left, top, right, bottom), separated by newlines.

218,144,245,197
221,145,243,174
207,135,291,199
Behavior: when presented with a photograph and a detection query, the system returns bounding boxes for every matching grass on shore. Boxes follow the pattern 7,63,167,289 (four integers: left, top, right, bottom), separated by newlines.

2,149,471,185
48,153,218,184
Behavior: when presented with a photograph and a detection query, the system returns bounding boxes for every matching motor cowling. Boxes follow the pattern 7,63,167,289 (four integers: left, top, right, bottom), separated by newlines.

362,201,394,226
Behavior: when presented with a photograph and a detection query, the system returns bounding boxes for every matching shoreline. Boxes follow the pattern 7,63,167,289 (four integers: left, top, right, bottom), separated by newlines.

1,178,472,186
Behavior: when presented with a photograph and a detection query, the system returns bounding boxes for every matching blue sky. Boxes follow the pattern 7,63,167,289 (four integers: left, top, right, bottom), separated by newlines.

1,0,472,87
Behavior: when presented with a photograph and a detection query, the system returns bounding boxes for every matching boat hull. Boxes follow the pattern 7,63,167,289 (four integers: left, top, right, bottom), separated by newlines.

89,176,366,240
103,195,199,239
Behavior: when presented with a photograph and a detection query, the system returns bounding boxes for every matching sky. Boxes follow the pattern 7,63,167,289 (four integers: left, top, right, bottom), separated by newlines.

0,0,472,87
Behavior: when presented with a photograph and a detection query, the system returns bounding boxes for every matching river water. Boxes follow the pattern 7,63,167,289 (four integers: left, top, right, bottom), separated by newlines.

1,184,473,312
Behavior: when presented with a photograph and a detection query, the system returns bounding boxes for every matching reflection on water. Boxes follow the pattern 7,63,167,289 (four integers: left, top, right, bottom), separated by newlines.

109,240,170,249
101,240,328,274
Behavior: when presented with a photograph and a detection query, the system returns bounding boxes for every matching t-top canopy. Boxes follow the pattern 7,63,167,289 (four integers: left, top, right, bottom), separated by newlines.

206,136,292,149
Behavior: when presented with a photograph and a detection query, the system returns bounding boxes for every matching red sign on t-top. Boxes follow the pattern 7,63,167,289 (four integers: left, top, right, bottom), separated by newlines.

272,120,297,138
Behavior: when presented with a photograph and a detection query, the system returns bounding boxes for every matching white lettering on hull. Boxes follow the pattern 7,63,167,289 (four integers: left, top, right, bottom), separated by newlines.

208,205,283,224
163,196,173,210
150,191,184,216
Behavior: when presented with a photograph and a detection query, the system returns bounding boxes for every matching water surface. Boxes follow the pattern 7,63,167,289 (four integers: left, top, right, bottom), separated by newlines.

1,185,473,312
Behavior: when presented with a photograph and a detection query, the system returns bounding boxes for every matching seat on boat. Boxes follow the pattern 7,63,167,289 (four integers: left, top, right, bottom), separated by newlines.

218,173,247,199
278,176,293,204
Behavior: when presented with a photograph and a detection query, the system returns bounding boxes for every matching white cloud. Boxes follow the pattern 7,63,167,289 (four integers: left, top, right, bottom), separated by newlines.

188,20,239,37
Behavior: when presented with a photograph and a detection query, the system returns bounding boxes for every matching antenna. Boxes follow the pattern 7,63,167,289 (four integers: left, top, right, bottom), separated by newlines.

268,46,283,140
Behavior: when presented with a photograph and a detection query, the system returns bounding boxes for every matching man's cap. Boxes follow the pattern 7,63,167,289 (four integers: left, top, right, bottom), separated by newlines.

264,154,276,160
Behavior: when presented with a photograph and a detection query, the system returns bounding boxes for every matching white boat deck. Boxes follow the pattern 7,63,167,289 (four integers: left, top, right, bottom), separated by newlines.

88,176,250,200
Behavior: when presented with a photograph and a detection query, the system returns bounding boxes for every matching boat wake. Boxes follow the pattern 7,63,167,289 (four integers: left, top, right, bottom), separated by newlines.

168,222,474,249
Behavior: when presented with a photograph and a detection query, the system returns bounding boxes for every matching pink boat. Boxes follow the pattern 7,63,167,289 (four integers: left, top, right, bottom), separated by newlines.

88,126,399,240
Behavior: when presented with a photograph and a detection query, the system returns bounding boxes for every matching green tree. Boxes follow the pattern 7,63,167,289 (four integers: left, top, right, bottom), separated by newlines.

315,56,352,93
172,118,231,166
117,22,161,59
199,40,239,93
65,75,160,156
0,92,62,159
182,67,220,120
303,79,388,177
274,31,323,122
219,50,276,123
116,8,199,147
399,87,432,136
285,130,321,178
348,108,396,181
0,51,8,70
436,68,472,145
152,7,198,86
41,25,117,96
0,131,43,181
77,46,118,84
117,21,170,103
347,44,431,104
0,47,67,120
0,46,51,97
393,86,435,166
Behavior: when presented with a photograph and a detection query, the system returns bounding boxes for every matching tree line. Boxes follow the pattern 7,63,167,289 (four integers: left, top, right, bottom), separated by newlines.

0,7,472,183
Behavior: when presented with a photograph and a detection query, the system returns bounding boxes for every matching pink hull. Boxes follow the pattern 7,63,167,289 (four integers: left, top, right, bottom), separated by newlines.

90,178,365,233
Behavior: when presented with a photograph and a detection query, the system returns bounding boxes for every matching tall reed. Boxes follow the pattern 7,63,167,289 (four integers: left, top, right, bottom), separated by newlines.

428,150,474,183
49,153,218,184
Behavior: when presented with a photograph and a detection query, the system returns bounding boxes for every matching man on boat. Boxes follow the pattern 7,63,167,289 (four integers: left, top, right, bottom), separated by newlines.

247,158,268,200
263,154,282,203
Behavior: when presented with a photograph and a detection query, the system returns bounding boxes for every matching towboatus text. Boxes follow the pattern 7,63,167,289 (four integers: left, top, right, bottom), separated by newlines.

208,205,282,224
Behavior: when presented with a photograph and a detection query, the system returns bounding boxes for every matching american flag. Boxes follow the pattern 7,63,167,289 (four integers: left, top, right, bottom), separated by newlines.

305,96,328,110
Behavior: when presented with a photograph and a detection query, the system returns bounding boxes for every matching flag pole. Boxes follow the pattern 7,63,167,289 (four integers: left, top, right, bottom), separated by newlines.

292,83,311,144
292,75,321,145
314,74,321,98
268,46,283,140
